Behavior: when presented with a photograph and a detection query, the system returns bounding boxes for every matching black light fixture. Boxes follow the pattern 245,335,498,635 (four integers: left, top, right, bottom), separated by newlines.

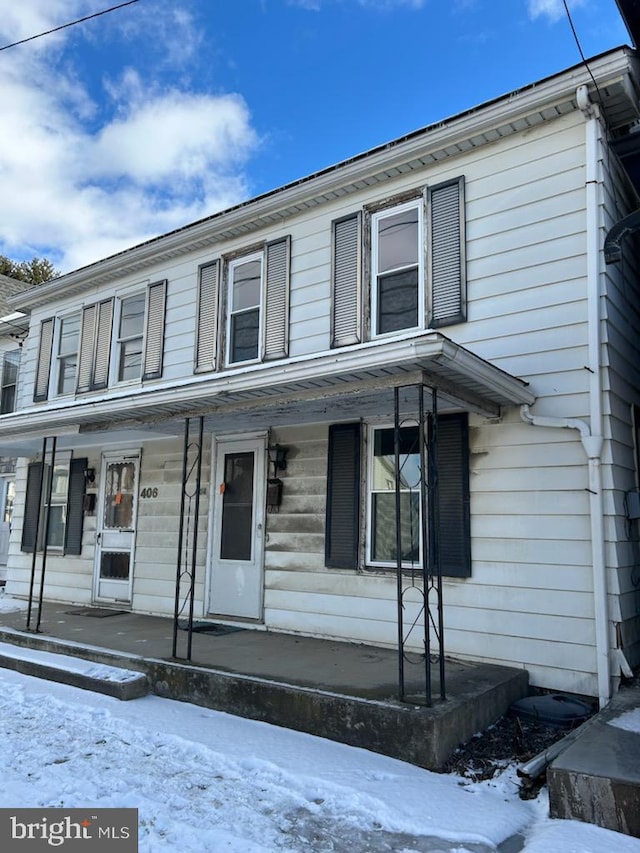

84,467,96,485
267,444,289,477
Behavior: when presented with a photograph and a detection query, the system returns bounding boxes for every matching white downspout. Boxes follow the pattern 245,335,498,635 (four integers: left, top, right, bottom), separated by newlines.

520,84,611,708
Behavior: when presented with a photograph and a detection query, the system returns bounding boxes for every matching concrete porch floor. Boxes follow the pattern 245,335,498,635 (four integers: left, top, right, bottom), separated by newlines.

0,601,529,770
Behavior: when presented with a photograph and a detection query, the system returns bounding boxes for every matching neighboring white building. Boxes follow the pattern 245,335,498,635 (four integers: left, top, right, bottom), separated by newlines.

1,47,640,705
0,274,28,577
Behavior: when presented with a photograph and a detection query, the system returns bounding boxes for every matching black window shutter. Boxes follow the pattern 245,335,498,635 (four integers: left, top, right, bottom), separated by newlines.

195,260,220,372
325,422,361,569
264,237,290,361
34,318,54,402
142,280,167,380
331,213,362,347
65,457,87,555
21,462,43,553
436,413,471,578
428,177,466,328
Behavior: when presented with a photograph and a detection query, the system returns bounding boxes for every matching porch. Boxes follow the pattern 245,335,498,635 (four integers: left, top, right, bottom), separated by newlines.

0,601,528,770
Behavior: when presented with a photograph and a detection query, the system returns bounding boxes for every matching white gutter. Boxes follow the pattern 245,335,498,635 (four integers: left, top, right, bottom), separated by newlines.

520,85,611,708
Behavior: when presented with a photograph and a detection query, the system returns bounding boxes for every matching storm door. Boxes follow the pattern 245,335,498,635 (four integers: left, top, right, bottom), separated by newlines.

209,438,265,619
93,453,140,603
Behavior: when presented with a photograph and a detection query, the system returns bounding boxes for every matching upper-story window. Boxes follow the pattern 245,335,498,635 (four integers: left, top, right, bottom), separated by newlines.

195,237,291,374
227,253,262,365
56,312,81,395
371,200,423,337
0,350,20,414
33,280,167,402
116,292,146,382
330,177,466,349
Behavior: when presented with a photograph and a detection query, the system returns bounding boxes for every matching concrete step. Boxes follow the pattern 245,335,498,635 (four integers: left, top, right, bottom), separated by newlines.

0,641,149,701
547,685,640,838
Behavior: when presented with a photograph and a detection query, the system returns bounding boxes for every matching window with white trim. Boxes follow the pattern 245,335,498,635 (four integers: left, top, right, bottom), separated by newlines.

55,312,81,396
371,200,423,337
0,350,20,413
330,177,466,347
227,253,263,365
116,292,146,382
367,424,422,567
33,281,167,400
196,237,290,373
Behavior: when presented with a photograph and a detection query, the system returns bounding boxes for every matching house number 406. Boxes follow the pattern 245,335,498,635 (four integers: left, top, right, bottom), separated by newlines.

140,487,159,499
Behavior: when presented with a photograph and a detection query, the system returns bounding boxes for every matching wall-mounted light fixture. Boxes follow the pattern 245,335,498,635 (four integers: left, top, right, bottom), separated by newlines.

84,467,96,486
266,445,289,512
267,444,289,477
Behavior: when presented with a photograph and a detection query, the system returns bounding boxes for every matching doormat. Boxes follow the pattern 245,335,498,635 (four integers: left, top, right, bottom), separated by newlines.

65,608,127,618
179,621,245,636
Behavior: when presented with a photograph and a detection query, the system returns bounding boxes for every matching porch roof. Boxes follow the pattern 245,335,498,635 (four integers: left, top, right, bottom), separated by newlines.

0,333,534,455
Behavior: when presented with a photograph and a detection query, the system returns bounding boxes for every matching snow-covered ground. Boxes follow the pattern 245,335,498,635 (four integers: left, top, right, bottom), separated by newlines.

0,596,638,852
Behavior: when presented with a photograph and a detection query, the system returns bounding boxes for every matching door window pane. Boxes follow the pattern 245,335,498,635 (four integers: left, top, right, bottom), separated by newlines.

104,461,136,529
220,452,254,561
100,552,130,580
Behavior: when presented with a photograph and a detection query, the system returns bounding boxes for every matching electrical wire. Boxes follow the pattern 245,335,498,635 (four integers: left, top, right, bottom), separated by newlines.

0,0,142,52
562,0,609,122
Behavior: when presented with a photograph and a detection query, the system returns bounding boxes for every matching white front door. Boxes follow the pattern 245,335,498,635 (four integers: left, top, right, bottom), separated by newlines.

93,452,140,604
209,438,265,620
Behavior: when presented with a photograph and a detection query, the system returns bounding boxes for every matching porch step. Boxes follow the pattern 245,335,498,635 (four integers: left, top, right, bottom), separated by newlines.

0,641,149,701
547,685,640,837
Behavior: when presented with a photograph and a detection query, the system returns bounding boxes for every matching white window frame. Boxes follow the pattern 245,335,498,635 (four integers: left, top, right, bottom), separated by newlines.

0,349,20,413
226,251,264,367
371,198,424,339
111,288,146,385
40,452,72,551
366,423,424,569
53,311,81,397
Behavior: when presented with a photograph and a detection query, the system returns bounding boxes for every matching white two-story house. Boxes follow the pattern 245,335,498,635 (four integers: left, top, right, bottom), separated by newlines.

2,46,640,706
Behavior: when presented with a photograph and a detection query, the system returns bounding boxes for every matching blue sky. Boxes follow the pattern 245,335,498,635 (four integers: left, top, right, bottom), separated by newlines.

0,0,629,272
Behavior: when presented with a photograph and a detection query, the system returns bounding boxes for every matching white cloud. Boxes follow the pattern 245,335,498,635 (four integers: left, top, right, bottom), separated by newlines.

0,1,260,272
527,0,587,23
